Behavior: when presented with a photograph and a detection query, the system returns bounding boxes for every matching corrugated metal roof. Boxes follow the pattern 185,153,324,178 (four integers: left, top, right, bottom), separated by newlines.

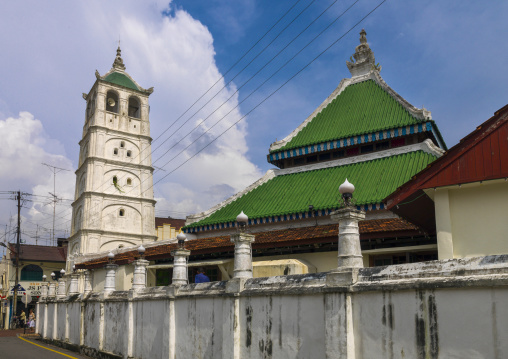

76,218,419,269
186,151,437,228
9,244,67,262
274,80,426,152
386,103,508,208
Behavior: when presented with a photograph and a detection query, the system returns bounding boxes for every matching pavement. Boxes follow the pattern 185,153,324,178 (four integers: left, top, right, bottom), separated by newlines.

0,330,91,359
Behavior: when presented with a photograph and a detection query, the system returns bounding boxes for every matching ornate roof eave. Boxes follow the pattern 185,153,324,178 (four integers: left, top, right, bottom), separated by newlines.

184,140,443,229
269,70,432,154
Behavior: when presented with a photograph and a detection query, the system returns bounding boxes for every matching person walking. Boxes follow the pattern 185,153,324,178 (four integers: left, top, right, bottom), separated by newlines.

194,268,210,283
19,310,26,329
28,309,36,332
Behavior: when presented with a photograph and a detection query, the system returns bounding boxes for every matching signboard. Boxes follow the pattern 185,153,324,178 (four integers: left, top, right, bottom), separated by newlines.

9,281,43,298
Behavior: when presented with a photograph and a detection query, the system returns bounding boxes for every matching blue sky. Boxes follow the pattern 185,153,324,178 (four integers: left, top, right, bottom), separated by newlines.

0,1,507,249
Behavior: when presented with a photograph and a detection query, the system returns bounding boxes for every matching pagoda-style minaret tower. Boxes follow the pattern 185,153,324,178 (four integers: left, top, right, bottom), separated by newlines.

68,47,156,258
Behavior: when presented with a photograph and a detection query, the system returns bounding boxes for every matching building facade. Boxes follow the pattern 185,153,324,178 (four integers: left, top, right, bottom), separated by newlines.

386,104,508,259
68,47,157,262
74,30,449,287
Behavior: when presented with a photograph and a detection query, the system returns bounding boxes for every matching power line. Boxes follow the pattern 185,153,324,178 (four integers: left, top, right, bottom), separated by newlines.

86,0,387,230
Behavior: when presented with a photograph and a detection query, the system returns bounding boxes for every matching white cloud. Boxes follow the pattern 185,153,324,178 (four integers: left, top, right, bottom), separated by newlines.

0,112,75,244
114,7,263,217
0,2,263,231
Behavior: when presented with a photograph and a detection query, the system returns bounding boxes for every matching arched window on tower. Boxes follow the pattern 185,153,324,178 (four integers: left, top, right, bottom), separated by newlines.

119,209,125,217
106,91,119,113
21,264,43,281
113,148,118,155
127,150,132,157
120,141,125,148
126,178,132,186
128,96,140,118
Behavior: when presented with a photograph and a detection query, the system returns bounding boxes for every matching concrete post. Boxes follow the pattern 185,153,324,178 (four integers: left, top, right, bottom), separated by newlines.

132,259,149,290
231,233,255,279
68,273,79,295
84,270,92,295
48,282,56,297
104,263,119,293
57,277,66,298
171,248,190,286
41,282,49,298
332,207,365,268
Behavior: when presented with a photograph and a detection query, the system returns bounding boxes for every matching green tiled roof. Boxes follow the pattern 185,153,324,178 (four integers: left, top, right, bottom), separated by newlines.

103,72,139,91
274,80,425,153
185,150,437,229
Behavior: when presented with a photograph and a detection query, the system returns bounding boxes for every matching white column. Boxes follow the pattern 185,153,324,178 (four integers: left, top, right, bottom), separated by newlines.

48,282,56,297
41,282,49,298
331,208,365,269
69,273,80,295
231,233,255,279
57,278,66,298
84,270,92,295
171,248,190,286
104,263,118,293
132,259,149,290
435,189,454,259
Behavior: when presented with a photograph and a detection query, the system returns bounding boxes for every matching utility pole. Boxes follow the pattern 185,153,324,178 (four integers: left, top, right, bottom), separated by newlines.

42,163,70,246
11,191,21,329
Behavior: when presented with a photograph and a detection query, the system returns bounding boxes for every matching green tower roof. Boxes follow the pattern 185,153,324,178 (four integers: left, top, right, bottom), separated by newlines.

103,71,140,92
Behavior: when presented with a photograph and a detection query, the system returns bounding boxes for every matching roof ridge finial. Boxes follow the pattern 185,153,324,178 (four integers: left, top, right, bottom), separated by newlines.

346,29,379,77
112,42,126,71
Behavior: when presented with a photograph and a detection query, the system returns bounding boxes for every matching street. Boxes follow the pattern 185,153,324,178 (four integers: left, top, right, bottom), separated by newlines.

0,330,90,359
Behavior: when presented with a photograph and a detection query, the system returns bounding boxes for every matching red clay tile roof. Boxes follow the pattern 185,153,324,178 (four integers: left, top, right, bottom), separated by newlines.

9,244,67,262
155,217,186,230
76,218,418,269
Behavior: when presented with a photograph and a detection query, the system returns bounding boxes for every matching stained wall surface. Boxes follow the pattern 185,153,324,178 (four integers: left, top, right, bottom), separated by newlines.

37,255,508,359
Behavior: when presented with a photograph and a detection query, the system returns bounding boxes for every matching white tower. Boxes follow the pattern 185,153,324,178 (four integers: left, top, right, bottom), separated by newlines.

68,47,157,257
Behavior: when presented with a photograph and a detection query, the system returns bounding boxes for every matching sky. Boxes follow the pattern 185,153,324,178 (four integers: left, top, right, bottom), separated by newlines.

0,0,507,252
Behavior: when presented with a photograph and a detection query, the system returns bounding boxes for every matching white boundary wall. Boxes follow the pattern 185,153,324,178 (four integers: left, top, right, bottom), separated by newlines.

37,255,508,359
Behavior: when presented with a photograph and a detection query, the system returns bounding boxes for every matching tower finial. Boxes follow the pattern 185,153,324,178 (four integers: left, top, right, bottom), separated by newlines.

112,44,126,71
346,29,379,77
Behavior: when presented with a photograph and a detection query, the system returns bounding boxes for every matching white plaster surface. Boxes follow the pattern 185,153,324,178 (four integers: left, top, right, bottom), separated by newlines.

175,297,225,358
104,301,129,355
133,300,169,359
38,255,508,359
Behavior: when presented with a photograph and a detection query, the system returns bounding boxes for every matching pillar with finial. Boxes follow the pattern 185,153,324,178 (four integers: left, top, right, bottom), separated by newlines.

334,179,365,268
69,265,80,295
41,275,48,298
327,179,366,286
57,269,67,298
104,252,118,293
231,211,255,279
83,270,93,295
132,245,149,290
171,233,190,286
48,272,57,297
